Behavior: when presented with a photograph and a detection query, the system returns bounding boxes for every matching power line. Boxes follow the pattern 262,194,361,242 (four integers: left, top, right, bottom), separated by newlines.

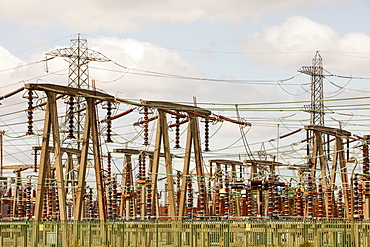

84,35,370,59
0,35,75,60
0,57,55,73
91,63,302,85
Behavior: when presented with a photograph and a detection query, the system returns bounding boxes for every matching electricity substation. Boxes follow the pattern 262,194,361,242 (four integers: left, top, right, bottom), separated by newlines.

0,35,369,246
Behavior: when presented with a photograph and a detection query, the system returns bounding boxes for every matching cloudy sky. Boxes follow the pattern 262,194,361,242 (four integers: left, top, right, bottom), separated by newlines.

0,0,369,177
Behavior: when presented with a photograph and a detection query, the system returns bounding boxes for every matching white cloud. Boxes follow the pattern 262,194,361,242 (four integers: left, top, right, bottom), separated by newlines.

0,46,25,77
80,37,282,106
0,0,350,32
86,37,202,100
0,36,282,105
238,16,370,74
0,37,282,164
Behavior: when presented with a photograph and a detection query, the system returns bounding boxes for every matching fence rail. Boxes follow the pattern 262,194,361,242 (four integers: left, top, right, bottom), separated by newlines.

1,220,370,247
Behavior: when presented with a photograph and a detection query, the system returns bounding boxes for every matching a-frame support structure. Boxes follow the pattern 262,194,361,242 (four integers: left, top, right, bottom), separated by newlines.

74,97,107,220
33,91,67,221
150,109,177,218
178,113,209,217
139,100,212,218
25,83,115,221
305,125,351,218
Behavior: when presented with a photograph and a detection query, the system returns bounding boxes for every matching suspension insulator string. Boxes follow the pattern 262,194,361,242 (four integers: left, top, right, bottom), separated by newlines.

174,115,181,149
186,176,193,219
23,90,38,135
337,189,343,218
204,118,210,152
67,96,75,139
106,101,113,143
33,149,39,172
143,107,149,146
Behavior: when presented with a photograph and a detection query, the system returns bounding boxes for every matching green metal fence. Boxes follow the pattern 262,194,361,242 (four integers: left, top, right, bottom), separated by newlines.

1,220,370,247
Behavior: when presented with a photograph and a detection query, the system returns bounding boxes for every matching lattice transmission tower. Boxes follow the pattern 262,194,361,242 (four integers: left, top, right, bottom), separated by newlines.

46,33,110,89
299,51,324,127
46,34,111,147
299,51,326,163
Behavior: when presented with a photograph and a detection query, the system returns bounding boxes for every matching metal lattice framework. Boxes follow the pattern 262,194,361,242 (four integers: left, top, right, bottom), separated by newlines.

46,34,110,89
299,51,324,127
46,34,111,147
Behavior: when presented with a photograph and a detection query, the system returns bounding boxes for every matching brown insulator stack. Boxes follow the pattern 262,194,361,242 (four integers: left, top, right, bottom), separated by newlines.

107,153,112,219
142,107,149,146
214,184,220,216
135,186,141,217
224,176,230,216
364,144,370,175
203,118,210,152
359,183,363,217
33,149,39,172
197,177,207,216
88,199,94,219
317,183,324,218
111,177,118,219
267,177,274,218
84,192,89,219
229,193,235,216
134,157,143,217
307,174,314,218
129,195,135,217
337,189,344,218
124,165,132,197
283,184,290,217
105,102,113,143
186,176,193,218
24,90,35,135
246,186,253,217
123,163,133,216
48,179,54,218
146,177,152,217
67,96,75,139
273,179,279,216
353,175,359,218
87,188,94,219
295,188,303,217
67,201,72,219
174,115,181,149
326,187,333,218
25,182,32,218
95,200,99,219
55,187,59,218
107,153,112,176
138,153,146,184
42,182,48,218
176,171,181,215
17,186,23,217
363,144,370,204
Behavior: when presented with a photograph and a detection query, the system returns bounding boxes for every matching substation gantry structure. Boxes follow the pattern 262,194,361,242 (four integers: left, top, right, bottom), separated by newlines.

111,100,251,219
0,82,252,221
3,83,115,221
1,51,369,221
301,125,370,219
1,82,370,220
208,159,246,217
1,35,370,225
